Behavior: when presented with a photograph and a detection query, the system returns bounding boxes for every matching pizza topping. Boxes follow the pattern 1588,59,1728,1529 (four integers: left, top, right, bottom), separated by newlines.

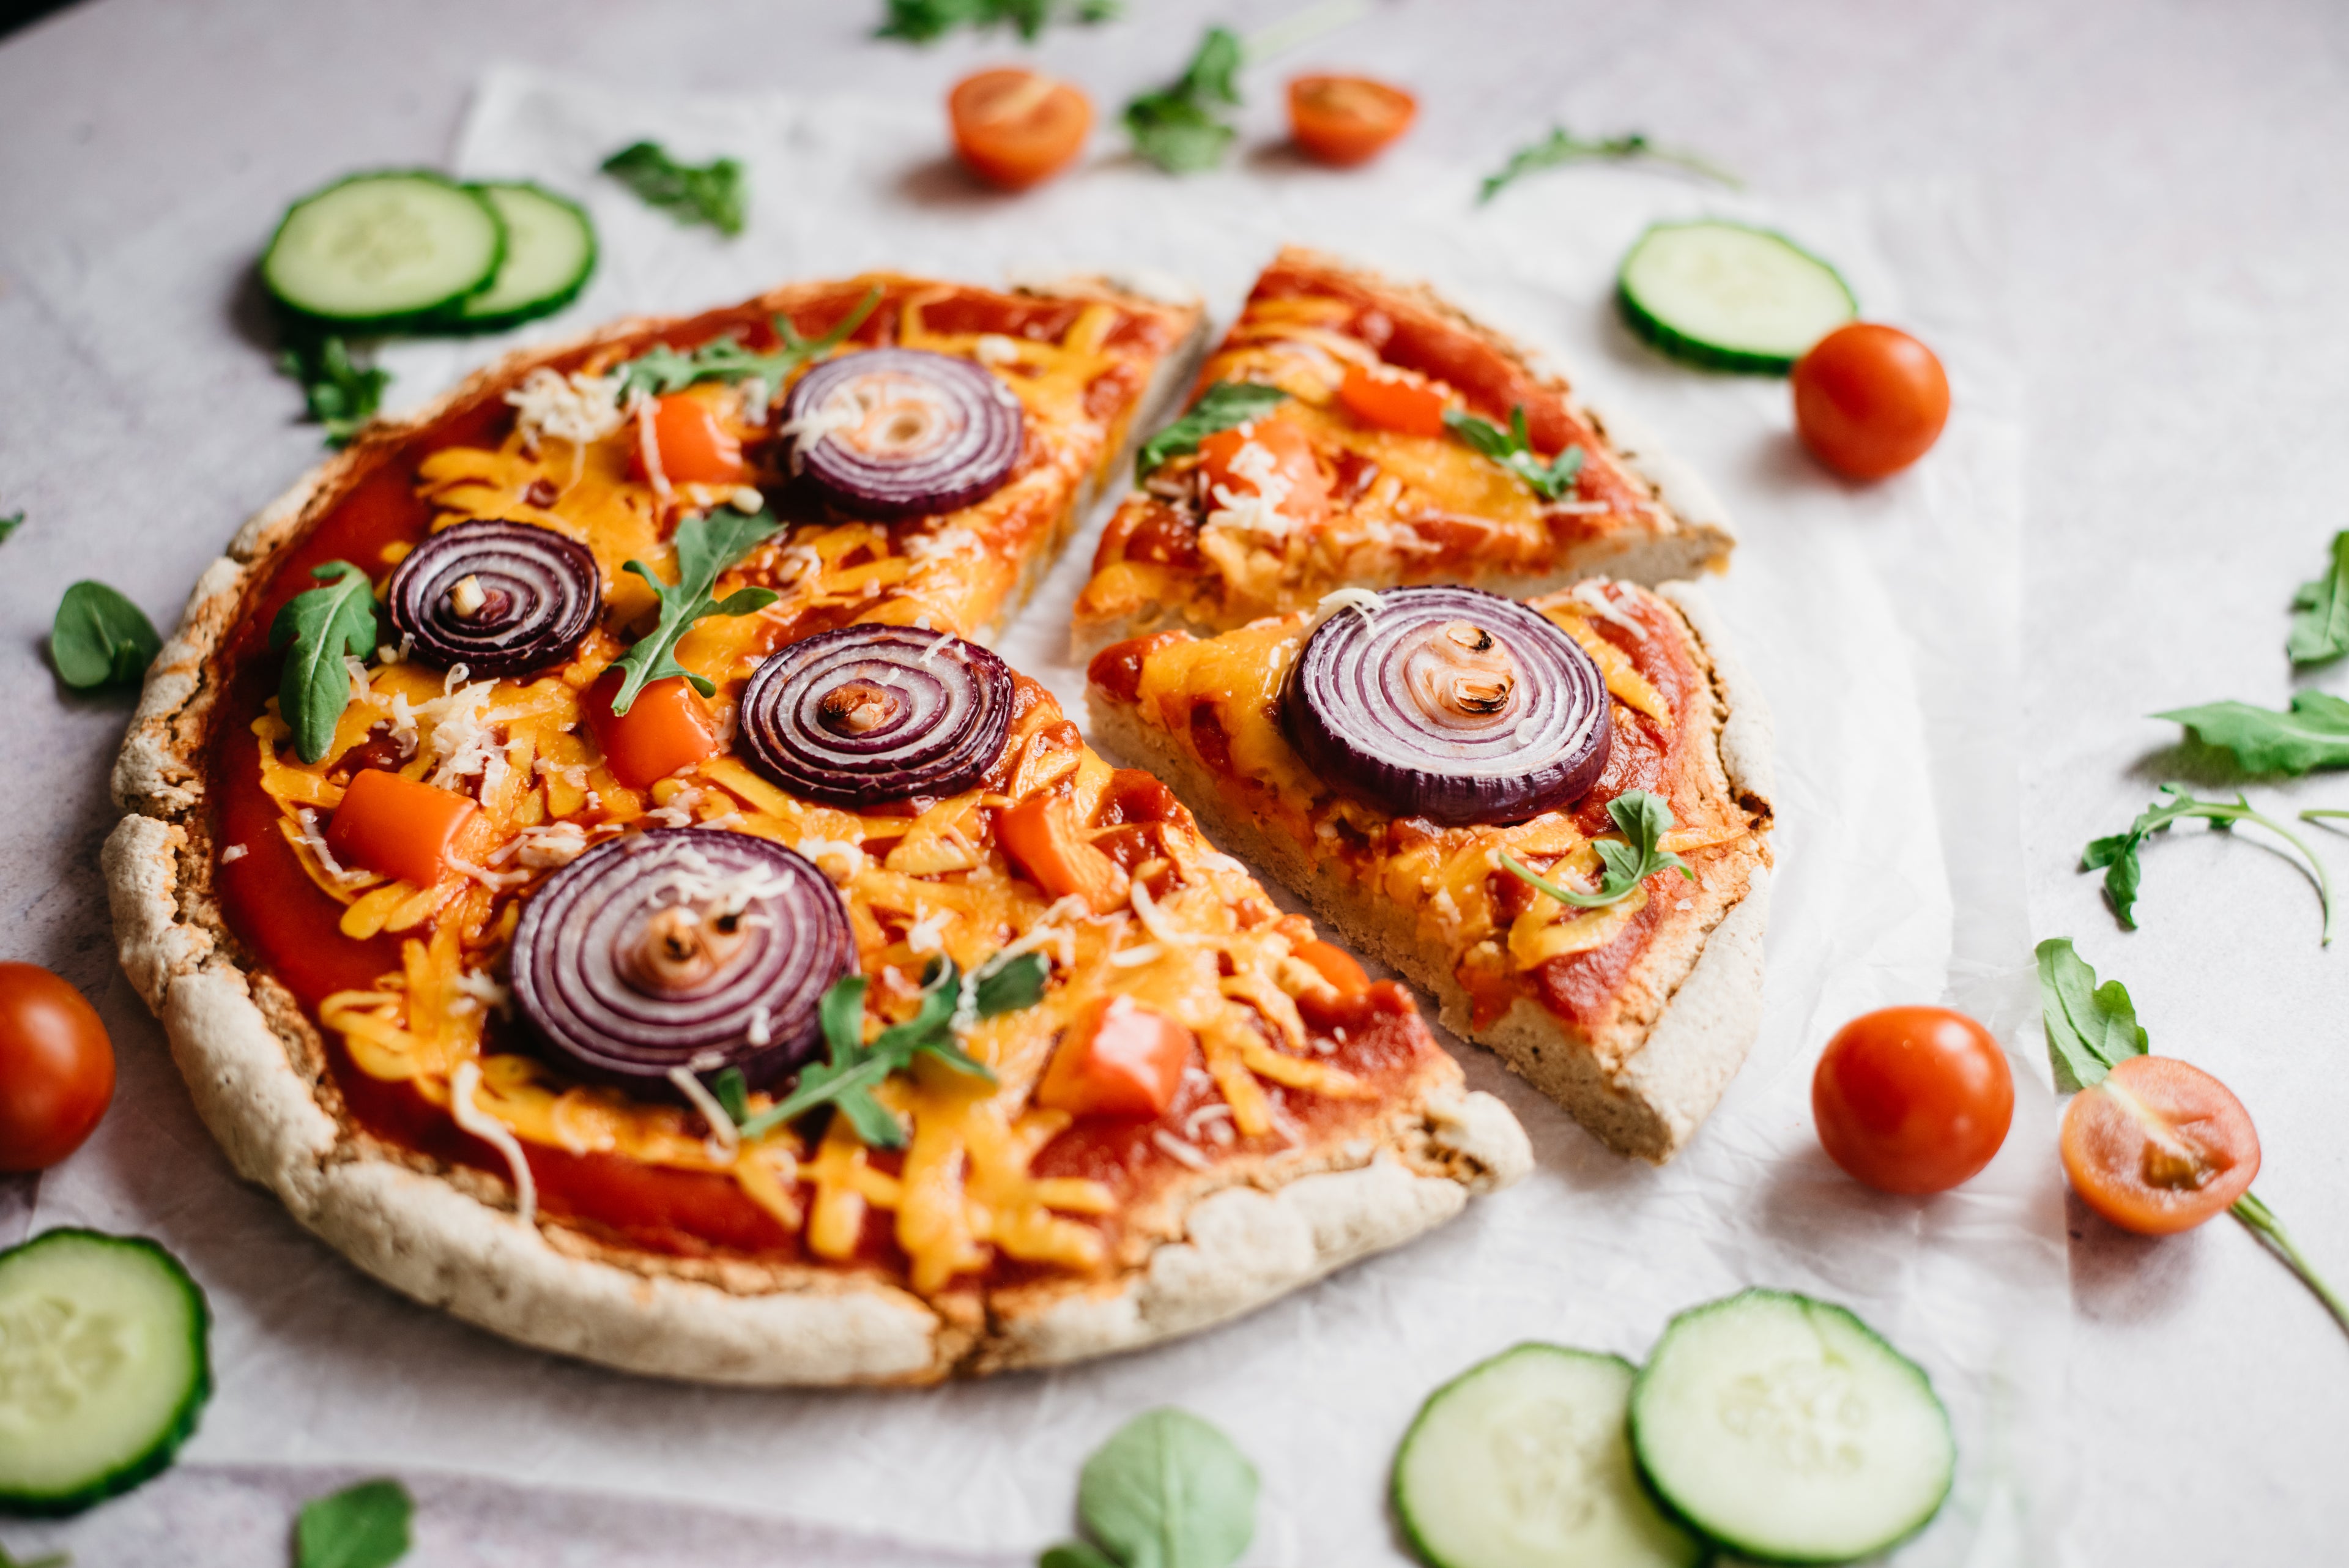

1036,995,1194,1118
510,828,853,1096
385,519,601,677
780,347,1024,518
737,624,1015,806
1285,585,1611,825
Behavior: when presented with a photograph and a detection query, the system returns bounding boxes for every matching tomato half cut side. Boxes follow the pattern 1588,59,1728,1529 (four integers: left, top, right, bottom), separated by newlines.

2061,1054,2259,1236
1288,75,1417,167
950,68,1093,191
1811,1005,2014,1195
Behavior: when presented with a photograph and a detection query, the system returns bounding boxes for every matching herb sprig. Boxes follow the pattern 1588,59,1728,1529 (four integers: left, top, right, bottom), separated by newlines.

1500,790,1693,910
1135,381,1291,481
295,1476,413,1568
0,512,23,544
601,141,747,237
1443,405,1586,502
607,510,781,716
2288,531,2349,666
609,287,881,407
2157,691,2349,775
1042,1408,1258,1568
278,333,388,448
51,581,161,692
2036,938,2348,1333
269,562,380,762
1124,26,1244,174
877,0,1118,43
1479,126,1740,204
2082,784,2332,944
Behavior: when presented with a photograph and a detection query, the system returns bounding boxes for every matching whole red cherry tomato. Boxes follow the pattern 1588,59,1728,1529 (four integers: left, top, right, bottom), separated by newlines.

2060,1054,2259,1236
1813,1006,2013,1194
0,963,116,1171
1791,323,1950,480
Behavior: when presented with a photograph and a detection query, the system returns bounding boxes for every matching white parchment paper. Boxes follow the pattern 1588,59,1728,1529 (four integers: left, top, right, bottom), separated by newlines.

23,68,2065,1567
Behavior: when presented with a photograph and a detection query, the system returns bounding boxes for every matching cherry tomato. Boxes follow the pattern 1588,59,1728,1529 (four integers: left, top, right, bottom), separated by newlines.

629,395,745,488
1336,363,1450,437
1287,75,1417,167
1790,323,1950,480
2061,1054,2259,1236
1813,1006,2013,1194
0,964,116,1172
949,68,1093,191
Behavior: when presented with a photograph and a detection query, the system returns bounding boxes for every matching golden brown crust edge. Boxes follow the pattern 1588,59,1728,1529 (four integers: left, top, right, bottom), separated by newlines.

102,277,1535,1386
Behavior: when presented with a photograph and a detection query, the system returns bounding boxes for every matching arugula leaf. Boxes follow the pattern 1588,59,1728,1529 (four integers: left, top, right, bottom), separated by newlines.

1499,789,1693,911
973,949,1050,1016
1124,27,1244,173
2288,531,2349,665
609,287,882,407
278,333,388,449
1442,406,1586,501
1039,1546,1119,1568
711,1066,750,1129
2155,691,2349,775
268,562,381,763
601,141,747,236
295,1477,412,1568
1478,125,1741,204
1135,382,1291,481
50,581,161,691
1066,1408,1257,1568
0,511,23,544
0,1544,69,1567
607,510,781,716
877,0,1118,43
2081,783,2333,943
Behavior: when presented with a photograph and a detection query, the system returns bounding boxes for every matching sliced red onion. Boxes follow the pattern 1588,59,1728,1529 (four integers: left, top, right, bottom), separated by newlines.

1283,585,1611,825
738,625,1015,807
510,827,853,1096
386,519,599,676
779,348,1023,518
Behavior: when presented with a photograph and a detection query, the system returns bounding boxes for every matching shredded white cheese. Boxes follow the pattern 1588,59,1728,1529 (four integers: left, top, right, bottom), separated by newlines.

454,969,512,1016
293,808,366,885
1127,880,1196,947
794,838,867,884
634,396,672,503
507,368,624,451
905,905,953,955
1108,943,1163,969
667,1066,742,1164
220,844,248,864
1151,1130,1214,1172
451,1061,536,1227
1572,579,1650,641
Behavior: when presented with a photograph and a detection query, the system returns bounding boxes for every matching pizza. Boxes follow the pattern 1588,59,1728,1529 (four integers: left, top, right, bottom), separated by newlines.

1072,247,1738,647
1086,576,1773,1162
102,270,1531,1386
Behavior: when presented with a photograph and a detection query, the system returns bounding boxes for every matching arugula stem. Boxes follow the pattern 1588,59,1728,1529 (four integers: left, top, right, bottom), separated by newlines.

2228,804,2336,945
2299,809,2349,822
2233,1192,2349,1336
1239,0,1366,64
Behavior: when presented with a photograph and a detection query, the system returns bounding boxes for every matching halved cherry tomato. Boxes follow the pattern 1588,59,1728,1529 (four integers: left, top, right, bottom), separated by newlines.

1294,940,1370,998
1036,995,1194,1118
949,67,1093,191
1197,418,1330,530
586,669,724,790
0,964,115,1172
1336,363,1450,437
998,792,1129,915
327,767,479,888
1812,1006,2013,1195
629,395,746,488
1791,323,1950,480
2061,1054,2260,1236
1288,75,1417,167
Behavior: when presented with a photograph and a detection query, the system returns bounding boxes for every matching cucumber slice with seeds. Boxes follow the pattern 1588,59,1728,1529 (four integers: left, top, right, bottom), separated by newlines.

0,1229,211,1516
452,182,598,331
1628,1290,1953,1564
1617,220,1857,374
262,170,504,327
1394,1344,1702,1568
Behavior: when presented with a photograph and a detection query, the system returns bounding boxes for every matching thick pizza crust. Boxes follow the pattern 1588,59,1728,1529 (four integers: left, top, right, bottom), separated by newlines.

103,278,1532,1386
1088,582,1773,1164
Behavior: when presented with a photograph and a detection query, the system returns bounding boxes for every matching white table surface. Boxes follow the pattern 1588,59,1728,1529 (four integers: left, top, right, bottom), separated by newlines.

2,1,2345,1561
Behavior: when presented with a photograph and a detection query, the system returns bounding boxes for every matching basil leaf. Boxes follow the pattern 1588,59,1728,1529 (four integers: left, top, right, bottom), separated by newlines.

2288,531,2349,665
609,288,881,406
1479,125,1740,204
974,950,1050,1016
2156,692,2349,775
607,510,780,714
1076,1408,1256,1568
1441,406,1586,501
877,0,1118,44
601,141,746,236
1136,382,1291,481
1125,28,1244,174
268,562,380,764
295,1477,412,1568
278,333,389,449
0,511,23,543
2033,937,2147,1093
1039,1545,1119,1568
51,581,161,691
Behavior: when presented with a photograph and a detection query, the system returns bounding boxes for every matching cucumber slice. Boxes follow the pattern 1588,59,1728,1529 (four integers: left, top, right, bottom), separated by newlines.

452,182,598,331
1628,1290,1953,1564
1393,1344,1702,1568
0,1229,211,1516
262,170,504,327
1617,220,1857,374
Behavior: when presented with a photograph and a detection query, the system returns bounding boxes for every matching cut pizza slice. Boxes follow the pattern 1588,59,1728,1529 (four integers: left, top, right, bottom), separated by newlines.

1086,578,1773,1162
1072,247,1736,647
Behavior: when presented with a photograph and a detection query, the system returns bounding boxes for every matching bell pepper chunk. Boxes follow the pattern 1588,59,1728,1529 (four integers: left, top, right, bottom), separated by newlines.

630,394,746,488
1294,939,1371,997
1036,995,1195,1119
327,768,478,888
999,792,1130,914
586,669,724,790
1337,363,1450,437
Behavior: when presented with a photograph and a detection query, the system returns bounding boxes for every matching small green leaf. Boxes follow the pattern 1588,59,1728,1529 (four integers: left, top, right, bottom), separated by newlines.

268,562,380,763
821,973,870,1058
1039,1544,1119,1568
2287,531,2349,666
601,141,747,236
711,1067,750,1127
877,0,1118,44
2080,784,2333,943
609,288,881,406
1136,382,1292,481
2158,692,2349,775
606,510,781,715
1441,406,1586,500
1479,125,1740,204
51,581,161,691
278,334,390,449
1077,1408,1256,1568
1499,788,1688,911
974,950,1050,1016
0,511,23,544
295,1477,413,1568
1125,28,1245,174
2032,938,2148,1093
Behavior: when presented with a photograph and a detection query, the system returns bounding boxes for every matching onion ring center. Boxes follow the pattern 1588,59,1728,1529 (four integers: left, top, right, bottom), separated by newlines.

825,372,960,462
1406,619,1521,727
818,679,904,737
617,902,754,997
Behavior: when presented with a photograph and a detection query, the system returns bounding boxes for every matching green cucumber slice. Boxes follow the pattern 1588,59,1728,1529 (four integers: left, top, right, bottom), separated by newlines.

1617,220,1857,374
453,182,598,331
262,170,505,327
1628,1290,1953,1564
0,1229,211,1516
1393,1344,1702,1568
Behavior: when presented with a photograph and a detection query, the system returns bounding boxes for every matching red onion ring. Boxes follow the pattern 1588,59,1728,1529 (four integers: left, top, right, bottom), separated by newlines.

385,519,599,676
779,347,1023,518
510,827,853,1096
1283,585,1612,825
738,625,1015,808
